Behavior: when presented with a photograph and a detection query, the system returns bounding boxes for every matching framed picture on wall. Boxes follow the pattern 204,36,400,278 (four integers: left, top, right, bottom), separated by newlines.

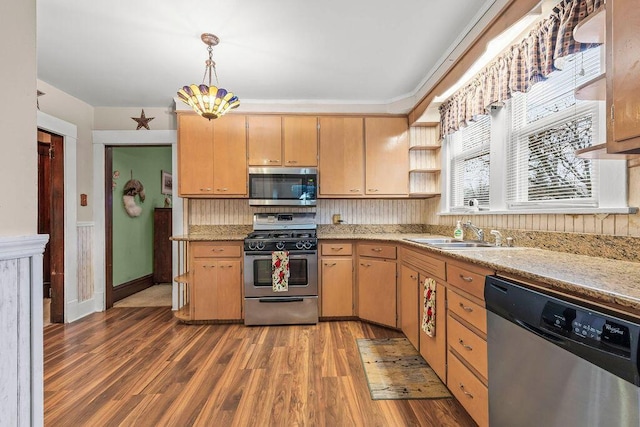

161,170,172,195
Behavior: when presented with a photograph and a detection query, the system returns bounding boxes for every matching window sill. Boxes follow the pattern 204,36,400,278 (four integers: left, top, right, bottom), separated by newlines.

439,207,638,216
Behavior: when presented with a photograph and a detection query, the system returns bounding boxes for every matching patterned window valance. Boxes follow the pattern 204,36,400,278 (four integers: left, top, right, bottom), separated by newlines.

439,0,603,139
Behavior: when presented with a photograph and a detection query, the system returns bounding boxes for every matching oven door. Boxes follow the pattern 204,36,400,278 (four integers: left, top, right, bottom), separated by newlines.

244,251,318,297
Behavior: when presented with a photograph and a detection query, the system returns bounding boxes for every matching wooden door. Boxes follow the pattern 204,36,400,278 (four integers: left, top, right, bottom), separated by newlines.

321,257,353,317
606,0,640,153
38,130,64,323
318,117,364,196
178,114,214,195
364,117,409,195
153,208,172,283
419,277,447,382
38,140,51,297
357,258,396,327
283,116,318,166
215,259,242,319
192,259,217,320
400,265,419,351
212,115,247,195
247,115,282,165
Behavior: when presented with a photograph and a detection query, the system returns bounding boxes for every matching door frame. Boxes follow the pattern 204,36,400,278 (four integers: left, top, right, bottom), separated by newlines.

92,130,182,311
36,111,78,322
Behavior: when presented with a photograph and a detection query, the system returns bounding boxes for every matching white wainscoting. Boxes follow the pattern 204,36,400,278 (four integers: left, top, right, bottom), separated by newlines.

0,234,48,426
65,222,96,322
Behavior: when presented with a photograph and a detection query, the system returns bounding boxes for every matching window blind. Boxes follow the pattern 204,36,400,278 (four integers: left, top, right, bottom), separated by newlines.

506,46,602,208
449,115,491,210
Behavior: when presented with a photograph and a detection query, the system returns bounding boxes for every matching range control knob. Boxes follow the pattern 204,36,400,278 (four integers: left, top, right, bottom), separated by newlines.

303,241,312,250
295,241,304,250
248,241,256,250
276,241,286,250
256,241,265,251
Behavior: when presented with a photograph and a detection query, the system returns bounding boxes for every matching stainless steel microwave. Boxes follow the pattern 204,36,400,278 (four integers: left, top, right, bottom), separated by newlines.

248,167,317,206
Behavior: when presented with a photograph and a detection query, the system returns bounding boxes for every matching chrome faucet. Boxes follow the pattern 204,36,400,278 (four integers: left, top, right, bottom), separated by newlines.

464,221,484,241
490,230,503,247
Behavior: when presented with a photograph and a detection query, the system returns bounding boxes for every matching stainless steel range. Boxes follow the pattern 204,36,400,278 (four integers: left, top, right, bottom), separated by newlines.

243,213,318,326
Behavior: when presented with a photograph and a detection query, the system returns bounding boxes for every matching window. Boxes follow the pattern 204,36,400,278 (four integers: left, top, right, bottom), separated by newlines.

447,115,491,211
444,45,628,214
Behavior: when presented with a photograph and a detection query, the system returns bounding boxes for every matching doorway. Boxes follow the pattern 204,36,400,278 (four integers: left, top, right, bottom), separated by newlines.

38,130,64,323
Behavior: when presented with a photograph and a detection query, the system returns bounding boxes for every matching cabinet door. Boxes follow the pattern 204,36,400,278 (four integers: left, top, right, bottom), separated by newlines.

607,0,640,153
321,257,353,317
419,277,447,382
357,257,396,327
318,117,364,196
178,114,214,195
283,116,318,166
192,259,217,320
247,116,282,165
400,265,419,351
364,117,409,195
215,259,242,319
213,115,247,195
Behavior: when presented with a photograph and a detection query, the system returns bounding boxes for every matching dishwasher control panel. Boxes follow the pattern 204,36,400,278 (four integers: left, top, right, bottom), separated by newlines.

541,301,631,357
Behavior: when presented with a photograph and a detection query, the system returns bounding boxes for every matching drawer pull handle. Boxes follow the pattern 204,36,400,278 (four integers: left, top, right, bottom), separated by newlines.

459,383,474,399
349,189,360,192
371,248,383,252
212,248,225,252
360,263,371,267
216,188,228,191
325,262,337,267
331,247,343,251
200,187,212,191
410,275,418,280
459,274,473,282
458,339,473,351
269,159,279,163
459,303,473,312
368,188,379,192
287,160,298,164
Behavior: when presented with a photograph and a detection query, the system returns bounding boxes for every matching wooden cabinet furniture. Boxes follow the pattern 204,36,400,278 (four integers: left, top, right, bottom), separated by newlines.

247,115,282,166
319,241,354,317
318,117,365,196
283,116,318,166
445,260,494,427
177,113,247,197
174,241,243,322
364,117,409,196
399,264,420,350
606,0,640,154
247,115,318,166
153,208,172,284
357,243,397,327
400,247,447,382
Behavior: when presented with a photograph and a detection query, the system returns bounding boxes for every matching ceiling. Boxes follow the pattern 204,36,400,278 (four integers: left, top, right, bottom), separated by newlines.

37,0,497,112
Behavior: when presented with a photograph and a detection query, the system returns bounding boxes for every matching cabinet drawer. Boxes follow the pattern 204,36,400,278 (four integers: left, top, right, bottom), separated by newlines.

448,351,488,427
191,242,242,258
320,242,353,256
358,243,396,259
446,263,492,300
401,248,445,280
447,290,487,334
447,315,487,380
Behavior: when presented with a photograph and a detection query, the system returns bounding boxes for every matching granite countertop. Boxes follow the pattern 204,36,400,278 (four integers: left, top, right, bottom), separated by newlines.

171,226,640,317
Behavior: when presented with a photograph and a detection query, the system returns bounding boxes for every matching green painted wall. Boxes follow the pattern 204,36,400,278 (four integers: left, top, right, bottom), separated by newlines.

112,146,172,286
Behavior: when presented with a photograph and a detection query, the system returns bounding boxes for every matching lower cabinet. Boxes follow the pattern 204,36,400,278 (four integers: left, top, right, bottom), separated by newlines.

357,243,397,327
419,278,447,382
320,241,354,317
400,264,420,350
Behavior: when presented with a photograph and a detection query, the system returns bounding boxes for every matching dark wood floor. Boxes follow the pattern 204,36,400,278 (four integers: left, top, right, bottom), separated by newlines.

44,307,476,426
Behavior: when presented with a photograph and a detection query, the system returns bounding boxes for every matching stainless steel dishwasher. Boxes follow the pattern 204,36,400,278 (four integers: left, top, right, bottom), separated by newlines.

485,275,640,427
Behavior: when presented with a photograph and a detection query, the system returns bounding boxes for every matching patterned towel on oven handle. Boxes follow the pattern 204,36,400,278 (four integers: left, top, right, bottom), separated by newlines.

272,251,290,292
422,277,436,337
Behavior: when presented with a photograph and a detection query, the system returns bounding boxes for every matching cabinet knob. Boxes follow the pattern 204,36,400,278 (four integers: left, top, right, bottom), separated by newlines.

459,274,473,282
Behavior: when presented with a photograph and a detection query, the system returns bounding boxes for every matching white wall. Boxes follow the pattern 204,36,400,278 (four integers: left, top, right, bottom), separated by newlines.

94,107,176,130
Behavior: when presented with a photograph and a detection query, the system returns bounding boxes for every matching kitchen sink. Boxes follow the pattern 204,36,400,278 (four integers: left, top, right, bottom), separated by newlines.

404,237,497,249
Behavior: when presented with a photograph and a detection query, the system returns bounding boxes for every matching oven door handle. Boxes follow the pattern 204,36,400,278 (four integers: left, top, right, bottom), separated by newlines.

259,298,304,303
244,251,317,257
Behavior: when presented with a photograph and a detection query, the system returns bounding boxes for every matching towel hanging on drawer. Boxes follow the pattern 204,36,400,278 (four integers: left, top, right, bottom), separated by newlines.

422,277,436,337
272,251,290,292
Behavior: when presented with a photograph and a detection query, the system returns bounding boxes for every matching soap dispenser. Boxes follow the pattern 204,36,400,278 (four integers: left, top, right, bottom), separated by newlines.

453,220,464,240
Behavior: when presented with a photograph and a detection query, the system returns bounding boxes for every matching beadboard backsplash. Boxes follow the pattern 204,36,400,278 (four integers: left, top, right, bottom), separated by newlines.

189,198,436,225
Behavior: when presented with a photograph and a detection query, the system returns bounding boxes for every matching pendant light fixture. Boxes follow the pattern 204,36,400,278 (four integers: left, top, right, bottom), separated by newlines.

177,33,240,120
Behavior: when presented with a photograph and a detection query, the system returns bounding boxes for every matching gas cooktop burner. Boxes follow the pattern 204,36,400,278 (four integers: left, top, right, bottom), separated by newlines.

244,228,317,252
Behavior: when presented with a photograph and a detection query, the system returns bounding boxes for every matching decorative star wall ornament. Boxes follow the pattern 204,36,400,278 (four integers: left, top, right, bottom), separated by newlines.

131,109,154,130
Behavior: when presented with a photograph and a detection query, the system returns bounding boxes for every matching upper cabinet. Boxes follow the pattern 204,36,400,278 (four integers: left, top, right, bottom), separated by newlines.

247,115,282,166
318,117,365,196
364,117,409,196
283,116,318,167
606,0,640,154
178,113,247,197
247,115,318,167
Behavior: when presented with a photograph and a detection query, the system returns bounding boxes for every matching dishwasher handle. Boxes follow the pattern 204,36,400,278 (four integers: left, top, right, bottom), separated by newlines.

515,319,567,346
